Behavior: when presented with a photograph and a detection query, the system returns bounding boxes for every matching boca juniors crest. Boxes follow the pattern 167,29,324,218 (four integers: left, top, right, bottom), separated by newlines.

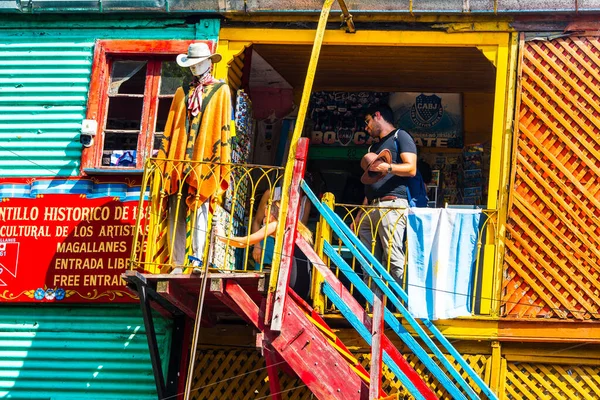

411,94,444,128
391,92,463,148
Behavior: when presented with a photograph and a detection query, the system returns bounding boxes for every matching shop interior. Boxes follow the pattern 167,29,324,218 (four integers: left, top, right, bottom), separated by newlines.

241,43,497,221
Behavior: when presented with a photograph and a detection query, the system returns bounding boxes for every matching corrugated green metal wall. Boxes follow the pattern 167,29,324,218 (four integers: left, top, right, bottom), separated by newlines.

0,17,220,177
0,305,172,399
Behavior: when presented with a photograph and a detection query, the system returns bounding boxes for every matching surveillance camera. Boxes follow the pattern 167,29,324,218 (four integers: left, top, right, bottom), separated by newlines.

80,119,97,148
80,134,94,148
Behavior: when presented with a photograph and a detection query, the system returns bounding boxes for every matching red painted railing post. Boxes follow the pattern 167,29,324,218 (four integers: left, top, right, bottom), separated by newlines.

369,293,385,399
265,138,309,330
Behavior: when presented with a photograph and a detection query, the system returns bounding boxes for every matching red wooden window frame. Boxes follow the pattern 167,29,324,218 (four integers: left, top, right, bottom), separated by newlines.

82,40,215,172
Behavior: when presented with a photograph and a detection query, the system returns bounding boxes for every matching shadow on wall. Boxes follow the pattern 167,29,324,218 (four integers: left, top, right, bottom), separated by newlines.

0,198,171,399
0,304,171,399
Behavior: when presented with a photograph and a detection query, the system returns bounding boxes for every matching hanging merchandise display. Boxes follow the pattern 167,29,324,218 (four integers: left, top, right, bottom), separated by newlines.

309,91,387,147
210,90,255,270
231,89,254,163
420,151,463,206
462,144,485,205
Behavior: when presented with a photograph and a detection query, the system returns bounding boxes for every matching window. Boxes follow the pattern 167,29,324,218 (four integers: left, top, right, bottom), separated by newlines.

83,40,210,172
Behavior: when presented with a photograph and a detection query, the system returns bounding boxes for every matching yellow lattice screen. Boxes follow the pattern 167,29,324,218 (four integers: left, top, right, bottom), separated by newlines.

505,361,600,399
190,348,313,400
503,35,600,320
227,49,245,92
190,349,491,399
402,353,491,399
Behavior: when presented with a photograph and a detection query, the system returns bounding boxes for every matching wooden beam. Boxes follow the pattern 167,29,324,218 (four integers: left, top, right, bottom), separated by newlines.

156,280,198,319
210,278,261,328
219,28,510,47
499,320,600,343
263,341,283,400
225,280,261,329
268,296,368,399
266,138,309,330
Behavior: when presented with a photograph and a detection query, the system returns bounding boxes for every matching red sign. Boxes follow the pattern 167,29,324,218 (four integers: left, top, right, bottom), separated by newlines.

0,196,147,303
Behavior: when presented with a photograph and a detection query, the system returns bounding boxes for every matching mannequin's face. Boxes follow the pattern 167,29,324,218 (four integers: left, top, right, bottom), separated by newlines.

189,59,212,76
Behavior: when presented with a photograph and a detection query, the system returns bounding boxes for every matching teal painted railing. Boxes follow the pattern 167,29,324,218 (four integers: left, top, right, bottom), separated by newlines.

301,179,498,400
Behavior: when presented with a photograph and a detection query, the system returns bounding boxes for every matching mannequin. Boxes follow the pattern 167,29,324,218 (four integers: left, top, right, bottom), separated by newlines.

155,42,232,273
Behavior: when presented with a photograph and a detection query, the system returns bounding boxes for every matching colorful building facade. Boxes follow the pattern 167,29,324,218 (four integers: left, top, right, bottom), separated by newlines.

1,1,600,399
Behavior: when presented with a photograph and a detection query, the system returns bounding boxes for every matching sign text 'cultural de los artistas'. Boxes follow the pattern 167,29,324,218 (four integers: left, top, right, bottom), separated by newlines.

0,196,148,303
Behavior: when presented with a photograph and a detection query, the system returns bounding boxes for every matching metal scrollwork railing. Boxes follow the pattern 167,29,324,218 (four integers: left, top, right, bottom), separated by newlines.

129,157,286,275
314,196,498,315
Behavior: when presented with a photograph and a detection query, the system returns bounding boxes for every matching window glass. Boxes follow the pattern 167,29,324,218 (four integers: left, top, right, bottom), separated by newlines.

103,96,143,167
109,60,147,95
160,61,193,95
105,97,143,130
154,98,171,134
152,134,163,157
152,98,171,156
103,132,139,151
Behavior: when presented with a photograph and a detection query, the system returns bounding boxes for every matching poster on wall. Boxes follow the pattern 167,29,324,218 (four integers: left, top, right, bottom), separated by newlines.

0,196,147,303
308,91,388,147
308,91,463,149
390,92,463,148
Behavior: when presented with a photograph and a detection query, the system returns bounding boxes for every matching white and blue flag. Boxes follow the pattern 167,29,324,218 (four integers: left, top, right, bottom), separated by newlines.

406,208,482,320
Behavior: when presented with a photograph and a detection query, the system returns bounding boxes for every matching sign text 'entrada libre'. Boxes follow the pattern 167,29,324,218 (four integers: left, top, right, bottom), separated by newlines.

0,196,148,303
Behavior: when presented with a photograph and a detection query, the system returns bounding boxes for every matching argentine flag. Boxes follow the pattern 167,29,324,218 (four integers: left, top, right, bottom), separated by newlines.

406,208,482,320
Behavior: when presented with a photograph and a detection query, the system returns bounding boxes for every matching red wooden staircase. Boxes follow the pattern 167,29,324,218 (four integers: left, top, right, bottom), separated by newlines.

211,271,437,399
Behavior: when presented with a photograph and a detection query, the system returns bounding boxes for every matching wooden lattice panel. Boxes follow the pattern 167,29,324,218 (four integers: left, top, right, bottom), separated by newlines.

503,36,600,320
399,353,491,399
191,349,489,399
190,348,314,400
505,361,600,399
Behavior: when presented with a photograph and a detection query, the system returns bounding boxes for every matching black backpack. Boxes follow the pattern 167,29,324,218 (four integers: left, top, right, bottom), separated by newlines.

394,130,429,208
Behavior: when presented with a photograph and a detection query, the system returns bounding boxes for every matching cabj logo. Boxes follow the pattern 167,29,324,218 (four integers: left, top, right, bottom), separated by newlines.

336,128,354,146
410,94,444,128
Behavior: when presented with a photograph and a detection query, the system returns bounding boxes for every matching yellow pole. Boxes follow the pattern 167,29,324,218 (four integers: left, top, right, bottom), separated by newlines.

479,32,510,315
311,192,335,313
267,0,335,330
491,32,520,317
489,341,503,396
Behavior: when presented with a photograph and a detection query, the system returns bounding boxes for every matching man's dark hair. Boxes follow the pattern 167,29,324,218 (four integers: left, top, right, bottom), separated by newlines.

365,103,395,125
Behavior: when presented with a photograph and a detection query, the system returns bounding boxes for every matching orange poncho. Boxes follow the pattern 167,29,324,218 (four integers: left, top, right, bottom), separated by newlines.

157,81,232,207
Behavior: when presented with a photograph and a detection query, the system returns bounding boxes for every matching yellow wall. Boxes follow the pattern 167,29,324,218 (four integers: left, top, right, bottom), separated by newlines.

464,92,495,146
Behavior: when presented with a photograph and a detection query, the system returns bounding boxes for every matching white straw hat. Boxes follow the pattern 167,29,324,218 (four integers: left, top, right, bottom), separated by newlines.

176,42,222,67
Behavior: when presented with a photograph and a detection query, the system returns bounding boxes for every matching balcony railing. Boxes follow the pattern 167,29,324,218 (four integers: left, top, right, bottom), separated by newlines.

130,156,498,319
130,157,285,275
311,193,498,316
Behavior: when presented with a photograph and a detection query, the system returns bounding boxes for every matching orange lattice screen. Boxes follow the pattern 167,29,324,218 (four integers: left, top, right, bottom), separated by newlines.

503,36,600,320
